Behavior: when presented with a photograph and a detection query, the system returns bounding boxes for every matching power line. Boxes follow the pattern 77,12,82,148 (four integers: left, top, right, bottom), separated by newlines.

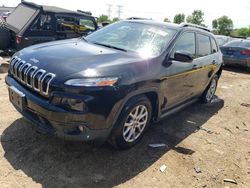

107,4,112,18
117,5,123,19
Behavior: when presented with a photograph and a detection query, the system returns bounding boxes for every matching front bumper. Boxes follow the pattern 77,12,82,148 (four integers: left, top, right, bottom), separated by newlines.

5,75,114,142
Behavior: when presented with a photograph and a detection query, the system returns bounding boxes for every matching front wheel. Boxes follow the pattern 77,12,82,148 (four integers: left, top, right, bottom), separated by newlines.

109,95,152,149
201,75,218,103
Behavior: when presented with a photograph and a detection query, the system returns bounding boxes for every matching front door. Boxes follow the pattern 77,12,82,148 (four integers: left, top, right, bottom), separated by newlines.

161,32,197,111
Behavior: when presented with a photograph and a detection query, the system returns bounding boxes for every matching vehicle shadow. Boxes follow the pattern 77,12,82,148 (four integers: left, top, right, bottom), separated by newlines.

0,63,9,74
1,97,224,188
223,65,249,74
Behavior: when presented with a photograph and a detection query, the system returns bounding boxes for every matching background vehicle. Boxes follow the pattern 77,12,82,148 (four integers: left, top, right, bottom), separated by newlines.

220,39,250,72
215,35,232,47
5,21,223,149
0,1,97,54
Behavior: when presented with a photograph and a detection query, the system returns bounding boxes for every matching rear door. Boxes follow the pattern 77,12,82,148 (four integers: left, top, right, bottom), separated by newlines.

193,33,218,94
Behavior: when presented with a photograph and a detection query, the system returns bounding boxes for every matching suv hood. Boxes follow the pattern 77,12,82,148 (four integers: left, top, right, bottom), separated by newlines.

15,38,147,81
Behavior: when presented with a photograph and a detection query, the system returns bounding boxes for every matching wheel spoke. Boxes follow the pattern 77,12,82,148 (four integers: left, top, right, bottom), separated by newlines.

123,126,132,135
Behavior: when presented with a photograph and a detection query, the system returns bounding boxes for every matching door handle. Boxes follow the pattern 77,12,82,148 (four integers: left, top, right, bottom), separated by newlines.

212,60,217,64
192,64,198,69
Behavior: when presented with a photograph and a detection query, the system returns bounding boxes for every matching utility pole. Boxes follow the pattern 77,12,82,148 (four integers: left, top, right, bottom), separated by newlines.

117,5,123,19
107,4,112,19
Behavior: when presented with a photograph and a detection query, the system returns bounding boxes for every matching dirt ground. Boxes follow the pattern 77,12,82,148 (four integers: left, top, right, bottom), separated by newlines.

0,58,250,188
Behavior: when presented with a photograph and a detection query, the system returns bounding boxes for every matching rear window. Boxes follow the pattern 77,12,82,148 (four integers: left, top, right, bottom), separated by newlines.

197,34,211,57
224,40,250,48
7,4,37,32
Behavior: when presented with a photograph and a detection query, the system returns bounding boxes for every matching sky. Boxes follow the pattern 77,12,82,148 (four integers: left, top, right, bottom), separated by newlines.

1,0,250,29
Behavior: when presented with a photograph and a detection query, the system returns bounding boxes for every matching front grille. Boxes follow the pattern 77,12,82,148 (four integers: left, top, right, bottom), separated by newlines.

9,56,56,97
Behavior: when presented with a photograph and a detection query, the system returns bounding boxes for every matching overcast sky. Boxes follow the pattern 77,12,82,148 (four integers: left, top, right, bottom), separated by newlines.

2,0,250,28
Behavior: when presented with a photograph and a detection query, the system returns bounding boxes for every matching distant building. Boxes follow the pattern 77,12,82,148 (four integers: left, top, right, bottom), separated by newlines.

0,6,15,15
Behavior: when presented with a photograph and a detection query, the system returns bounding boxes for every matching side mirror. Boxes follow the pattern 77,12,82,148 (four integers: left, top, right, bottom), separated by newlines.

174,50,193,62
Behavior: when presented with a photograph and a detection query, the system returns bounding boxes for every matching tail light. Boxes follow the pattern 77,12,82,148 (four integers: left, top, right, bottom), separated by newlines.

16,35,22,44
241,50,250,55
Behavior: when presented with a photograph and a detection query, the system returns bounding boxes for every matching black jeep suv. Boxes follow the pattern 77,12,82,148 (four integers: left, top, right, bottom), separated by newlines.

0,1,97,53
5,20,223,149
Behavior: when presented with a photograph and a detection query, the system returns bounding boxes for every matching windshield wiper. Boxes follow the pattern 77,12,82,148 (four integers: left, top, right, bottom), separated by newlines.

93,42,127,52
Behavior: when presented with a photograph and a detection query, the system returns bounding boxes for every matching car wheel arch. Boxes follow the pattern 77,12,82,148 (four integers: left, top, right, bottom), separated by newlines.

110,88,160,128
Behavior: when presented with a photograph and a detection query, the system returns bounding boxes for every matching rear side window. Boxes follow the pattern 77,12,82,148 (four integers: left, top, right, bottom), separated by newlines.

211,38,218,53
30,14,52,31
56,16,76,32
197,34,211,57
172,32,196,57
56,15,96,33
79,18,96,31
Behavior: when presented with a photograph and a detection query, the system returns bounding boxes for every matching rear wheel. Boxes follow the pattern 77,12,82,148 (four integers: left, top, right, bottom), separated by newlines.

201,75,218,103
109,95,152,149
0,18,10,50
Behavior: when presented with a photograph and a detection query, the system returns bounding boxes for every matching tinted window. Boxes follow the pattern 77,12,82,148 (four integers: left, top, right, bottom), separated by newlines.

211,38,218,53
197,34,211,57
30,14,52,31
172,32,196,57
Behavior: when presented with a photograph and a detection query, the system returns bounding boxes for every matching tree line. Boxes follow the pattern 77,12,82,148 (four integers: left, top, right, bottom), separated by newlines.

96,10,250,37
163,10,250,37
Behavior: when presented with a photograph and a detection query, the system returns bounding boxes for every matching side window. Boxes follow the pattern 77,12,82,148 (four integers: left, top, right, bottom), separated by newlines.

172,32,196,58
30,14,52,31
78,18,96,32
56,16,76,32
197,34,211,57
211,37,218,53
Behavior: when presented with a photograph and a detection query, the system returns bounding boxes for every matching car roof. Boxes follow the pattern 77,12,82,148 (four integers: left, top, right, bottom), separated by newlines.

22,1,92,17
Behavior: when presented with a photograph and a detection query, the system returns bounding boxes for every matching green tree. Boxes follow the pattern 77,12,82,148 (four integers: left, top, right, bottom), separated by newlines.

173,13,185,24
235,27,250,37
112,17,120,23
217,16,233,36
212,19,218,29
97,14,109,23
163,18,171,23
186,10,205,26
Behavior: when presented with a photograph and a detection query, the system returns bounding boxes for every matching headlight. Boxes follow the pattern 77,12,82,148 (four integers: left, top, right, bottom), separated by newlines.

64,77,118,87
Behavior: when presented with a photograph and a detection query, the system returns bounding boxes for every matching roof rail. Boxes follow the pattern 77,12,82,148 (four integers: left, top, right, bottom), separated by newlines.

180,23,210,32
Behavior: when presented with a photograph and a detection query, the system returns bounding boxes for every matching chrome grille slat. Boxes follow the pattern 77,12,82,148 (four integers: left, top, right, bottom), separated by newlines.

9,56,56,97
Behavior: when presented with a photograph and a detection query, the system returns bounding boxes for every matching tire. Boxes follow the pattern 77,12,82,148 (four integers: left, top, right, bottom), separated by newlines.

108,95,152,149
0,18,10,50
200,75,219,103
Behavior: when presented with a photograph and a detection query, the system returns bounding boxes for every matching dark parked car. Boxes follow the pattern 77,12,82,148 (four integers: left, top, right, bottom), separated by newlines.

0,1,97,53
220,39,250,72
5,21,223,149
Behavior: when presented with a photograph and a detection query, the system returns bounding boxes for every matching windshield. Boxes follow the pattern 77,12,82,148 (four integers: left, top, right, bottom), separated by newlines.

86,21,177,58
